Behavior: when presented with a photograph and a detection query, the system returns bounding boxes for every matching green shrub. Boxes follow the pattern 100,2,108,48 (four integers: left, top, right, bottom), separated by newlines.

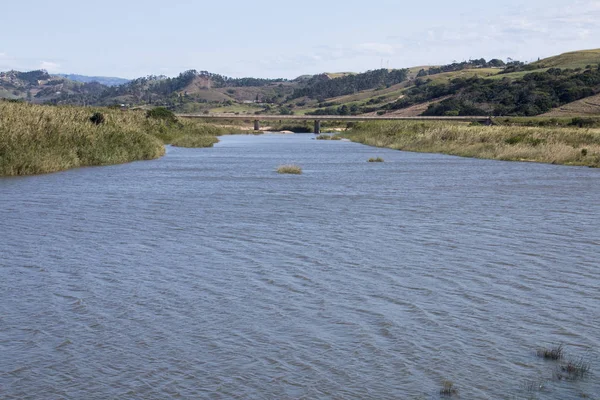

146,107,178,124
89,112,105,125
570,117,600,128
505,135,525,145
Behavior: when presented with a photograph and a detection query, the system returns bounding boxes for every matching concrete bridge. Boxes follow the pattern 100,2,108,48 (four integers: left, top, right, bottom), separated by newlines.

178,114,493,134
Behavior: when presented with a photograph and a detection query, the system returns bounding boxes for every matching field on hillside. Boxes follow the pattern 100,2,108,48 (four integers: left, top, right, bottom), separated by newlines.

209,103,262,114
542,93,600,117
423,68,501,84
531,49,600,69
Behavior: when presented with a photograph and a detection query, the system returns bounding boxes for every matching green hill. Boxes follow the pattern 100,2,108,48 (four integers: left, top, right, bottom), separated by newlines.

531,49,600,69
3,49,600,118
56,74,130,87
0,70,107,104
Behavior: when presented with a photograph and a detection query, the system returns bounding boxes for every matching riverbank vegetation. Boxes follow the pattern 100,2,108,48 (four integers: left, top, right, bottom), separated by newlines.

0,101,228,176
316,134,342,140
343,121,600,167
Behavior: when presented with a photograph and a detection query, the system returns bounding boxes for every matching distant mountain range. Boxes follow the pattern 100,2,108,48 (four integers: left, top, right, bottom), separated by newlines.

2,49,600,117
56,74,130,87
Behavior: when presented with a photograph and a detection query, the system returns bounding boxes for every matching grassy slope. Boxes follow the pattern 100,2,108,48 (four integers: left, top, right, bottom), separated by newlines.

423,68,501,84
484,69,548,80
343,121,600,168
488,50,600,81
530,49,600,69
0,102,229,176
209,103,262,114
542,93,600,117
325,72,356,79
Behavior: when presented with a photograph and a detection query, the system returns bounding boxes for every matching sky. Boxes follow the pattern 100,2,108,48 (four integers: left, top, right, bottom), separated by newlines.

1,0,599,79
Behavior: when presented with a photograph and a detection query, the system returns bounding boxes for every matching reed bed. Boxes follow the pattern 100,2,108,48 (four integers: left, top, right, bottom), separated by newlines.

343,121,600,168
316,134,342,140
0,102,226,176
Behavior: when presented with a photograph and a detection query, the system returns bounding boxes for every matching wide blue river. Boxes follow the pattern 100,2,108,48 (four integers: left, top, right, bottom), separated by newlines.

1,134,599,399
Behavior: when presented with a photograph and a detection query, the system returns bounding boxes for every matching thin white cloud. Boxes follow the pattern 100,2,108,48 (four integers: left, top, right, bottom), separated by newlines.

380,0,600,67
40,61,61,73
180,0,600,77
355,43,396,56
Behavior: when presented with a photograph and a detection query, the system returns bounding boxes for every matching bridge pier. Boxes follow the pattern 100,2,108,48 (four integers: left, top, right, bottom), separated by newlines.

254,120,260,131
314,120,321,134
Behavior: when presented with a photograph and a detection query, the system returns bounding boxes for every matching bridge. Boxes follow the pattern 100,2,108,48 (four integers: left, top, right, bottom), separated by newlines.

178,114,493,134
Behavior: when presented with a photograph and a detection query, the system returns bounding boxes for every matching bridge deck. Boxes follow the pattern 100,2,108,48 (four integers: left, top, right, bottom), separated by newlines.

178,114,491,122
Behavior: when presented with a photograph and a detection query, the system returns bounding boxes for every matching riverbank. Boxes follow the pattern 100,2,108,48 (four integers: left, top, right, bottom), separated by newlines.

342,121,600,168
0,101,229,176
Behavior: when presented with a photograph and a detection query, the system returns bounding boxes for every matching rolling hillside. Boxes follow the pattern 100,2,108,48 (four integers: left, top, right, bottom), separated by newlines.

530,49,600,70
56,74,130,86
542,93,600,117
2,49,600,118
0,70,107,103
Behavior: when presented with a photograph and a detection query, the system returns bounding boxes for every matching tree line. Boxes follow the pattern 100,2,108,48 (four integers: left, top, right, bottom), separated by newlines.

407,66,600,116
291,69,409,100
416,58,507,78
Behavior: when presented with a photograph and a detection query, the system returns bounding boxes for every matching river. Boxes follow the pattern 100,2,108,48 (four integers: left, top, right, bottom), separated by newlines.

1,134,599,399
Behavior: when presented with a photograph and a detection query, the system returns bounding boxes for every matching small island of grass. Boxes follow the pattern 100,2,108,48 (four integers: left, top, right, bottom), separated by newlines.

277,164,302,174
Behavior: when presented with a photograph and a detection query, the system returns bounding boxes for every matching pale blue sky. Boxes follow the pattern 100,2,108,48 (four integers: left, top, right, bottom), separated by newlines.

1,0,599,78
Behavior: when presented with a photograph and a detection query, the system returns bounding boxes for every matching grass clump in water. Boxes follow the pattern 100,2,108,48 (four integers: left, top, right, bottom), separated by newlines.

316,134,342,140
537,344,564,360
439,380,458,397
368,157,385,162
277,164,302,174
554,358,590,381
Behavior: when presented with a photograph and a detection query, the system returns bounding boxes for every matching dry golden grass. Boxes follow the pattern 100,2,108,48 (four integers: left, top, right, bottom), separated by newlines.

0,101,226,176
344,121,600,167
531,48,600,70
277,164,302,174
542,93,600,117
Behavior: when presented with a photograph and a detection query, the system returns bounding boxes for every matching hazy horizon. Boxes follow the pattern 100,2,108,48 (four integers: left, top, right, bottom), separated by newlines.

1,0,599,79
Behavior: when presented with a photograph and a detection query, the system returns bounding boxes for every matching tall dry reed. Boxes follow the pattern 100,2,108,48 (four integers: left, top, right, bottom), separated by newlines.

0,102,227,176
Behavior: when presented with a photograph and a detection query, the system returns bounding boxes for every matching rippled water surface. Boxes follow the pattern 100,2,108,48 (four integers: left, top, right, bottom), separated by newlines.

1,134,599,399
